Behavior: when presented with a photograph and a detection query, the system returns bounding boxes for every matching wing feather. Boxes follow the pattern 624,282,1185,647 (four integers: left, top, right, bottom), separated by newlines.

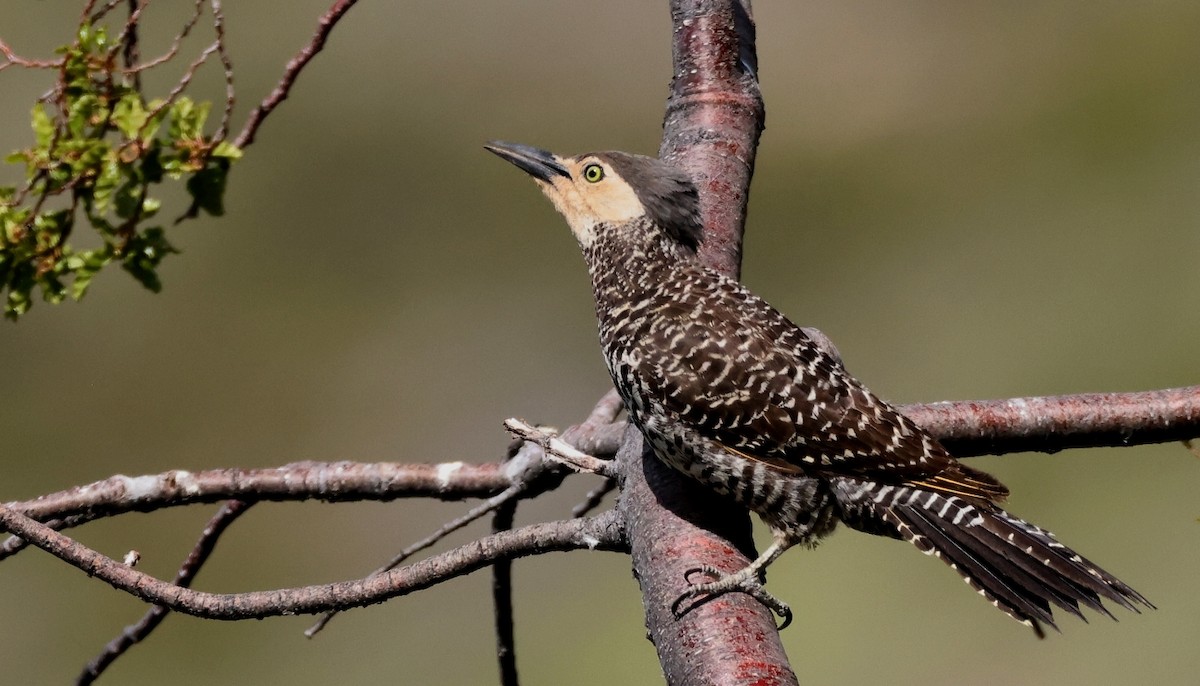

630,271,1007,502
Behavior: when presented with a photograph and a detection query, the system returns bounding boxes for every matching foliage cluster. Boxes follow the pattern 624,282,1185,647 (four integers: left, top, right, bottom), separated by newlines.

0,24,238,320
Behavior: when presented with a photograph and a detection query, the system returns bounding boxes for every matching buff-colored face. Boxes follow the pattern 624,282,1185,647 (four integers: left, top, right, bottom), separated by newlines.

485,142,646,248
533,154,645,247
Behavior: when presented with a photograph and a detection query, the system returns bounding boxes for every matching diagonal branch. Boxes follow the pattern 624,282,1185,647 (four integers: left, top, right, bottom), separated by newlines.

233,0,360,149
77,499,254,685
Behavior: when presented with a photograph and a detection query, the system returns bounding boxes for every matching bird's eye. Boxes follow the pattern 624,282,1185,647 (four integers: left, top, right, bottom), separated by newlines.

582,163,605,183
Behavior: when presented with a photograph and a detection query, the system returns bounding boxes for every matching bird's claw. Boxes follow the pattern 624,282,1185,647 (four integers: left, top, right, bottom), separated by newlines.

672,565,793,630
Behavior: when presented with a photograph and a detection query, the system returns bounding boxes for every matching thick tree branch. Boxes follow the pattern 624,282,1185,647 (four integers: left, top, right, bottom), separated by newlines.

0,502,625,620
625,2,795,685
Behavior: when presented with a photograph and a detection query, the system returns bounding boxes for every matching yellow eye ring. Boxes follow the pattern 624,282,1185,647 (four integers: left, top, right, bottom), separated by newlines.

582,163,605,183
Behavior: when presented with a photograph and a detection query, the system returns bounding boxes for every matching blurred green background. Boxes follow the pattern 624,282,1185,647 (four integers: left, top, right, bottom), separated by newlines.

2,1,1198,683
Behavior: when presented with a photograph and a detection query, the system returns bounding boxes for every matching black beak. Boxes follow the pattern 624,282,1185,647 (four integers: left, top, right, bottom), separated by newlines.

485,141,570,183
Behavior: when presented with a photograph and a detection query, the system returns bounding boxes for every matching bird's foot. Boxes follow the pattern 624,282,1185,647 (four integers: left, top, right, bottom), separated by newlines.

672,564,793,630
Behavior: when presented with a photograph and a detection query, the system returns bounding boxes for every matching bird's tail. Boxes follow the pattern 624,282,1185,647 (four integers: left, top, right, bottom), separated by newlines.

833,478,1153,636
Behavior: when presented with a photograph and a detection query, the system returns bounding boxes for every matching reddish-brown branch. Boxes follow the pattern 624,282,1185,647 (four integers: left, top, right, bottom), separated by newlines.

232,0,360,149
0,502,624,620
618,426,795,686
658,0,763,280
627,2,794,685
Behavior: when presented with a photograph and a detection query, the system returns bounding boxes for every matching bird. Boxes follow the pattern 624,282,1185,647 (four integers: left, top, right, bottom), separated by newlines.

485,140,1151,635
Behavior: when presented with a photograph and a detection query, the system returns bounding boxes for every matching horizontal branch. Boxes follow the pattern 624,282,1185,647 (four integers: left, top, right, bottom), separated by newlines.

5,386,1192,534
10,461,513,522
0,503,625,620
901,385,1200,457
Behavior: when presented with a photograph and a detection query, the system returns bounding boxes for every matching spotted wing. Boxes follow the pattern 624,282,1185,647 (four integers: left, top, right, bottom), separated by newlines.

633,273,1007,502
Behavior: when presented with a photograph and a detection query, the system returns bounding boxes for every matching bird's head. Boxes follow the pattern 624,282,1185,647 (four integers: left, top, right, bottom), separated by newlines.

485,141,703,252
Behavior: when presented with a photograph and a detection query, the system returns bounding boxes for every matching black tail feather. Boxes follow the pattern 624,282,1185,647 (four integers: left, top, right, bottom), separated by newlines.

892,504,1057,636
834,478,1152,634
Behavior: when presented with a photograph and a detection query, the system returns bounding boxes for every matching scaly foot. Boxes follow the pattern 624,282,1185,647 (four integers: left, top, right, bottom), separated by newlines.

672,564,793,630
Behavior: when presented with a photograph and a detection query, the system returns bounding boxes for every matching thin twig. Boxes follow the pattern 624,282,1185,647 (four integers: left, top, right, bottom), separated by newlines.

492,499,519,686
0,38,61,71
304,482,530,637
137,40,221,139
208,0,235,141
0,502,625,620
76,500,253,685
121,0,144,91
124,0,205,74
505,419,616,477
233,0,360,149
88,0,125,24
0,514,89,561
572,479,617,519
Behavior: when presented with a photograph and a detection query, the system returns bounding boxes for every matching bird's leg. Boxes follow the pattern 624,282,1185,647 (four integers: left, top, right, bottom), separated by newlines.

673,534,795,629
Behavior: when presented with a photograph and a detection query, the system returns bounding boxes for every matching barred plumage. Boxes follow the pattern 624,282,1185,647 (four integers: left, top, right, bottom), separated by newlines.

487,141,1151,634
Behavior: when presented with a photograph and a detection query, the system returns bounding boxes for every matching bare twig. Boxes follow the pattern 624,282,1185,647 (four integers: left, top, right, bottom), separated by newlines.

0,514,89,561
572,479,617,518
125,0,205,73
139,40,221,137
0,38,61,72
304,481,529,637
121,0,144,91
87,0,126,24
305,391,629,638
6,461,513,525
233,0,360,149
492,498,519,686
505,419,616,477
77,500,254,685
0,502,625,619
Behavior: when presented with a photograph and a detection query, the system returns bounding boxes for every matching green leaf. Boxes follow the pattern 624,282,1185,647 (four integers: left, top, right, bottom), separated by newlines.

120,227,177,293
31,103,55,148
38,273,68,304
114,182,143,220
91,158,124,213
141,139,164,183
141,197,161,218
67,94,102,138
168,97,209,141
185,157,231,217
211,141,243,160
67,246,113,300
112,93,149,139
6,288,31,320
